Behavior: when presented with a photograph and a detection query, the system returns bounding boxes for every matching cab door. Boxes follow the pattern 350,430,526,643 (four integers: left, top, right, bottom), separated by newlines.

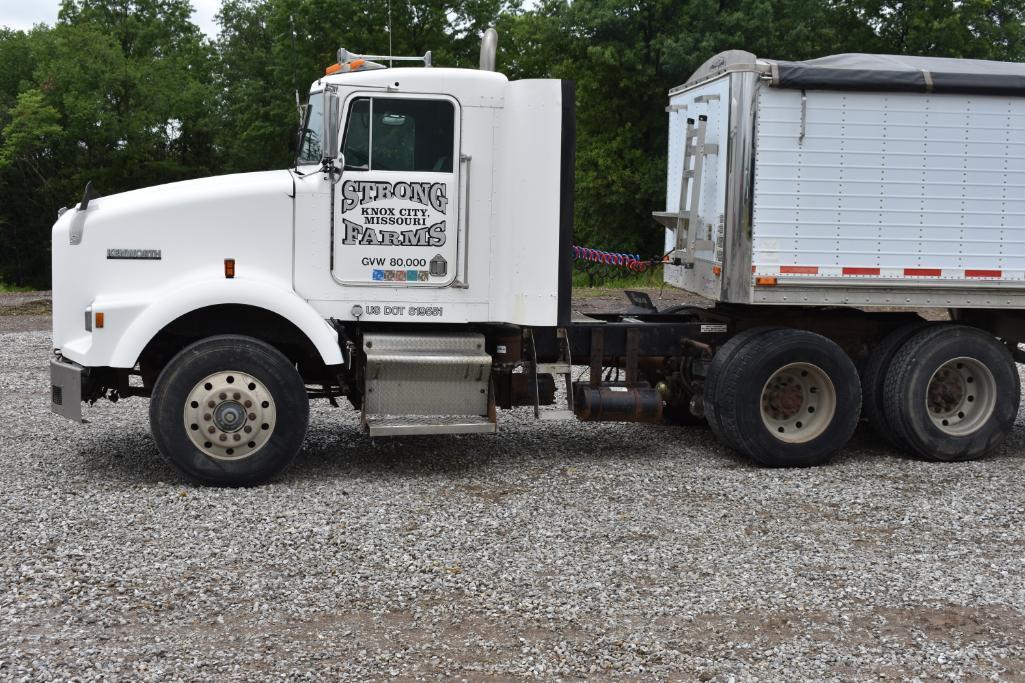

332,94,460,287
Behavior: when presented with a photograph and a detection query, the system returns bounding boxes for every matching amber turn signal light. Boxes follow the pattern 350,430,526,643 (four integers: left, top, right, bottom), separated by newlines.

755,276,777,286
224,258,235,279
94,311,104,328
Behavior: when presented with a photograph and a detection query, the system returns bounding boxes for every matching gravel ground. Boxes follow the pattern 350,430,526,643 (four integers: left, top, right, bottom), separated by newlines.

4,325,1025,679
0,291,51,334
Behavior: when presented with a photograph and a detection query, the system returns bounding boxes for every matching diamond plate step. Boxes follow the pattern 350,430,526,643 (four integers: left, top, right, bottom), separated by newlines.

367,415,497,437
539,409,576,422
364,332,492,417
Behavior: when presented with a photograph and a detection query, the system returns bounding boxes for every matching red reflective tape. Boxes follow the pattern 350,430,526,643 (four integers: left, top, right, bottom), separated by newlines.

780,265,818,275
904,268,942,277
965,269,1002,278
842,267,880,276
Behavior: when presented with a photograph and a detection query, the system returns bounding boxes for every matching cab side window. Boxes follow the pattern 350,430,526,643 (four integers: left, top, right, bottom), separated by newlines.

341,97,454,173
341,98,370,170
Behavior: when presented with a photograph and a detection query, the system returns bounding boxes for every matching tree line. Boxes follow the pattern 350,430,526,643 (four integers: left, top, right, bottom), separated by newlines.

1,0,1023,287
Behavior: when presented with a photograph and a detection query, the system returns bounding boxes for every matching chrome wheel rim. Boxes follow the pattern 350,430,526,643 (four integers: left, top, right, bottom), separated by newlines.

760,362,836,443
926,357,996,436
184,371,276,460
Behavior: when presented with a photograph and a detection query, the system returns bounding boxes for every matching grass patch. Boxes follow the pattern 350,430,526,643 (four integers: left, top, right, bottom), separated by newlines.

0,299,52,316
572,264,664,291
0,281,36,293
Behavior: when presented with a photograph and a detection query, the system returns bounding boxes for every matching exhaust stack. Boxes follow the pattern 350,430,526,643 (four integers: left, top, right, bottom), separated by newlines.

479,28,498,71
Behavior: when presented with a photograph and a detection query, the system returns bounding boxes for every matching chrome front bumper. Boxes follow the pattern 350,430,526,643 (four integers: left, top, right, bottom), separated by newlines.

50,357,85,422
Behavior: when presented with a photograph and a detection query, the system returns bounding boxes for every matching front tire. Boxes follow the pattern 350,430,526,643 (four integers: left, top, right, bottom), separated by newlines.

149,335,309,486
882,325,1019,462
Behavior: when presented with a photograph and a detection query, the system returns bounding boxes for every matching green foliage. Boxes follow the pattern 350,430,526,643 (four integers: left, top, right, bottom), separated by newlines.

0,1,218,285
0,90,62,169
1,0,1024,287
572,263,664,289
0,280,37,293
840,1,1025,59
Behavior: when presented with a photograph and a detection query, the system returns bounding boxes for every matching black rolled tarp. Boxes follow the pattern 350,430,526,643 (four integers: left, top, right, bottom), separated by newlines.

769,53,1025,97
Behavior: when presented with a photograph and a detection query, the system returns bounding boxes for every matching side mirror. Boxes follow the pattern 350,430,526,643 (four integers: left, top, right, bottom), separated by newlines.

322,90,341,165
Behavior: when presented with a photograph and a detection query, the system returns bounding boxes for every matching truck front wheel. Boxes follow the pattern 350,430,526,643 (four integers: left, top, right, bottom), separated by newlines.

882,325,1019,462
149,335,309,486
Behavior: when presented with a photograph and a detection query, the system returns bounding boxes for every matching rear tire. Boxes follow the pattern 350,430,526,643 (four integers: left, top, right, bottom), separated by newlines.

149,335,309,486
860,321,931,449
882,325,1019,462
717,329,862,467
703,327,782,450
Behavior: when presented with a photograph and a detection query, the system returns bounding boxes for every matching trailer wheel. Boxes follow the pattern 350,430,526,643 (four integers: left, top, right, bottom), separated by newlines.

703,327,782,450
882,325,1019,462
717,329,861,467
860,321,931,449
149,335,309,486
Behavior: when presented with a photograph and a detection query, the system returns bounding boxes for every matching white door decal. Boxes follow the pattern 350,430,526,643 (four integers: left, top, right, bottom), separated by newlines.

331,95,458,286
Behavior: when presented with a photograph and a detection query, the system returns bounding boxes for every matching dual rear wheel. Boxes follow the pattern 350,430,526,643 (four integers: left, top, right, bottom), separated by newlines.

871,324,1019,461
704,327,861,467
705,323,1020,467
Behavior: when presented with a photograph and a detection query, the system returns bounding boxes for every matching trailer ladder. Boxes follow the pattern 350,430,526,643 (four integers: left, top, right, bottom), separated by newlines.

651,114,718,266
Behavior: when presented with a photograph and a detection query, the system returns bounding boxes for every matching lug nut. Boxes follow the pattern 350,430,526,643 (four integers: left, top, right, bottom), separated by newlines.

203,413,211,421
208,400,215,408
219,392,227,400
248,413,256,420
244,400,252,408
219,434,227,442
244,426,252,433
233,392,240,400
207,426,215,434
233,434,241,441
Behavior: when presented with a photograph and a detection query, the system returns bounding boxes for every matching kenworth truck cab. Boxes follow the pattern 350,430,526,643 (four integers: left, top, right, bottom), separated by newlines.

51,38,1025,485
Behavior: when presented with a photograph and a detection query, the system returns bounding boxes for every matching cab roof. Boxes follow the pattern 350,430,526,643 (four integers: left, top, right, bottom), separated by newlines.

314,67,509,105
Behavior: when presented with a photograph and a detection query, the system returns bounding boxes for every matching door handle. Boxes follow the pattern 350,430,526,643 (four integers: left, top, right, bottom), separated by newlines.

455,153,472,288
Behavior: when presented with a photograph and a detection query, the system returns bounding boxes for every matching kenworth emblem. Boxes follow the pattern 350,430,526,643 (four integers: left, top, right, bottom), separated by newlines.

106,249,161,260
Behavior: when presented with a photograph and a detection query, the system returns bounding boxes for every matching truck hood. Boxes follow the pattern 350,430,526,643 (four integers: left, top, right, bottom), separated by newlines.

51,169,299,349
68,170,294,220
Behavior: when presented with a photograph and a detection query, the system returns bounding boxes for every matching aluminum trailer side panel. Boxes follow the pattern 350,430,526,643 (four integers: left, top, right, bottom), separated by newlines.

662,76,731,300
750,87,1025,308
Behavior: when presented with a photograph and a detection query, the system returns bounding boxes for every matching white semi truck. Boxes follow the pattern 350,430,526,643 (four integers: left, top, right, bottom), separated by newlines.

50,35,1025,485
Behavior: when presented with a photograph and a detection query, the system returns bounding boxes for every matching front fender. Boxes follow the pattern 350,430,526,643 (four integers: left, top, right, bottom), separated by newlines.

103,278,343,368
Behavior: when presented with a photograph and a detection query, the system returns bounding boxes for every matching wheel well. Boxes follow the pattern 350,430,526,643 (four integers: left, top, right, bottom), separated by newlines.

138,305,332,391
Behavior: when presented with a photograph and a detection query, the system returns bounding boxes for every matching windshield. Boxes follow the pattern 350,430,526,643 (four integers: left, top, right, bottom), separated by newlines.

296,92,324,165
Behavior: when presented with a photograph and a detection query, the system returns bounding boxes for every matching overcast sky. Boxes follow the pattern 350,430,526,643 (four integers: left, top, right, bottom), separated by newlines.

0,0,222,37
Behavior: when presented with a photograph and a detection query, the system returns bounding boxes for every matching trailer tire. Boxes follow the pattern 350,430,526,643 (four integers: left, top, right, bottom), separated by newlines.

703,327,782,451
882,325,1019,462
149,335,309,486
860,321,931,449
717,329,861,467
